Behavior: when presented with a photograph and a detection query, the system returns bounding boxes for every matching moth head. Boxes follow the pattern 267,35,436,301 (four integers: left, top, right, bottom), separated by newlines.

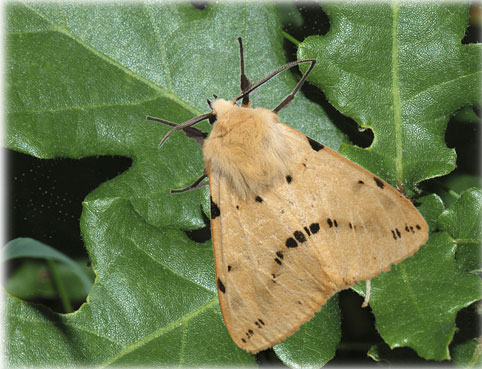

210,99,236,121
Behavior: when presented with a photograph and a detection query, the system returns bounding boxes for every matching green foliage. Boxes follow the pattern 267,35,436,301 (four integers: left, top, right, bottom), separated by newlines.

273,296,341,368
5,260,92,302
5,2,481,367
4,238,93,295
452,338,482,368
298,3,479,195
438,188,482,273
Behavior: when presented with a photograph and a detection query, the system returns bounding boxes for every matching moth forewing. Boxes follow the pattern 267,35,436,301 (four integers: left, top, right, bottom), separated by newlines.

150,38,429,354
207,118,428,353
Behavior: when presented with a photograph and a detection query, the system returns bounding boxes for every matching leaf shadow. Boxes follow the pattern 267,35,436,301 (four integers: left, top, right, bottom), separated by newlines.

29,303,89,364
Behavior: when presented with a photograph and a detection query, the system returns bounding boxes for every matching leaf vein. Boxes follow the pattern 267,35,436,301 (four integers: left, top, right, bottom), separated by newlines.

22,3,199,117
391,1,403,188
126,235,214,294
401,70,482,108
99,297,219,367
144,4,174,90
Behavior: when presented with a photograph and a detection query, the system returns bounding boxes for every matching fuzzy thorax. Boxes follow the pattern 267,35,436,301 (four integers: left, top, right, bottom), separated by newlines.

202,99,292,200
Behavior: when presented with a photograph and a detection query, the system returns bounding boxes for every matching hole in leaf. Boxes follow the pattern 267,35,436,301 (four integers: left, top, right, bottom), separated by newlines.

445,107,481,175
280,2,330,61
184,207,211,243
279,2,373,149
191,0,208,10
6,149,132,312
462,4,482,44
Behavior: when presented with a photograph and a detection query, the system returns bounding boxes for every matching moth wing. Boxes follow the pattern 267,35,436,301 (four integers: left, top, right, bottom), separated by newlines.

209,123,428,354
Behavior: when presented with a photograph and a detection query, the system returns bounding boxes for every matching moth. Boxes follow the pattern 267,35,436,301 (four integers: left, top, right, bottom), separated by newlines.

147,38,429,354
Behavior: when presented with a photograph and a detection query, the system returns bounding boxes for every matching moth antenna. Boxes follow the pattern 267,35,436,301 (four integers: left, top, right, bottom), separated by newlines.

238,37,252,107
207,98,213,108
213,94,218,99
158,112,214,148
147,116,208,147
234,59,316,110
146,116,178,127
273,59,317,113
170,173,208,194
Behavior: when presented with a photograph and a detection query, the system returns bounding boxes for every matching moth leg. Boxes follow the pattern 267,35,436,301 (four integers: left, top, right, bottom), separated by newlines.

182,127,208,148
272,59,317,113
361,279,371,308
171,172,208,194
237,37,252,107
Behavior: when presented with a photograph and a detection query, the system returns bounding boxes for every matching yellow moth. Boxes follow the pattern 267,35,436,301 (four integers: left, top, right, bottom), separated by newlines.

147,38,429,354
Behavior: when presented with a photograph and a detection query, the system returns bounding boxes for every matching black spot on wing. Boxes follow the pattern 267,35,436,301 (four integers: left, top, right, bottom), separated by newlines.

274,258,282,265
227,265,232,272
255,196,263,203
333,219,338,227
286,237,298,248
310,223,320,234
294,230,306,243
391,229,404,240
217,278,225,293
307,136,324,151
349,223,353,229
374,177,385,189
286,175,292,184
416,224,421,230
210,197,220,219
358,180,364,184
276,251,284,259
405,225,410,232
304,226,311,235
327,218,333,228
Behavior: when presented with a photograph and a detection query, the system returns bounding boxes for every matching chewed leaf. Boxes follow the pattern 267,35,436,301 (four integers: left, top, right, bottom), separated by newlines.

438,188,482,273
6,3,341,367
357,232,481,360
299,3,480,194
6,2,480,367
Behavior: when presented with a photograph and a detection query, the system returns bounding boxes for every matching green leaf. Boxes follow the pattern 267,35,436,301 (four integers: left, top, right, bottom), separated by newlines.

452,106,481,125
7,3,344,367
416,193,445,231
306,2,481,362
4,237,93,295
273,296,341,369
354,231,481,360
439,174,481,208
438,188,482,273
452,339,482,368
5,260,93,302
298,2,481,194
